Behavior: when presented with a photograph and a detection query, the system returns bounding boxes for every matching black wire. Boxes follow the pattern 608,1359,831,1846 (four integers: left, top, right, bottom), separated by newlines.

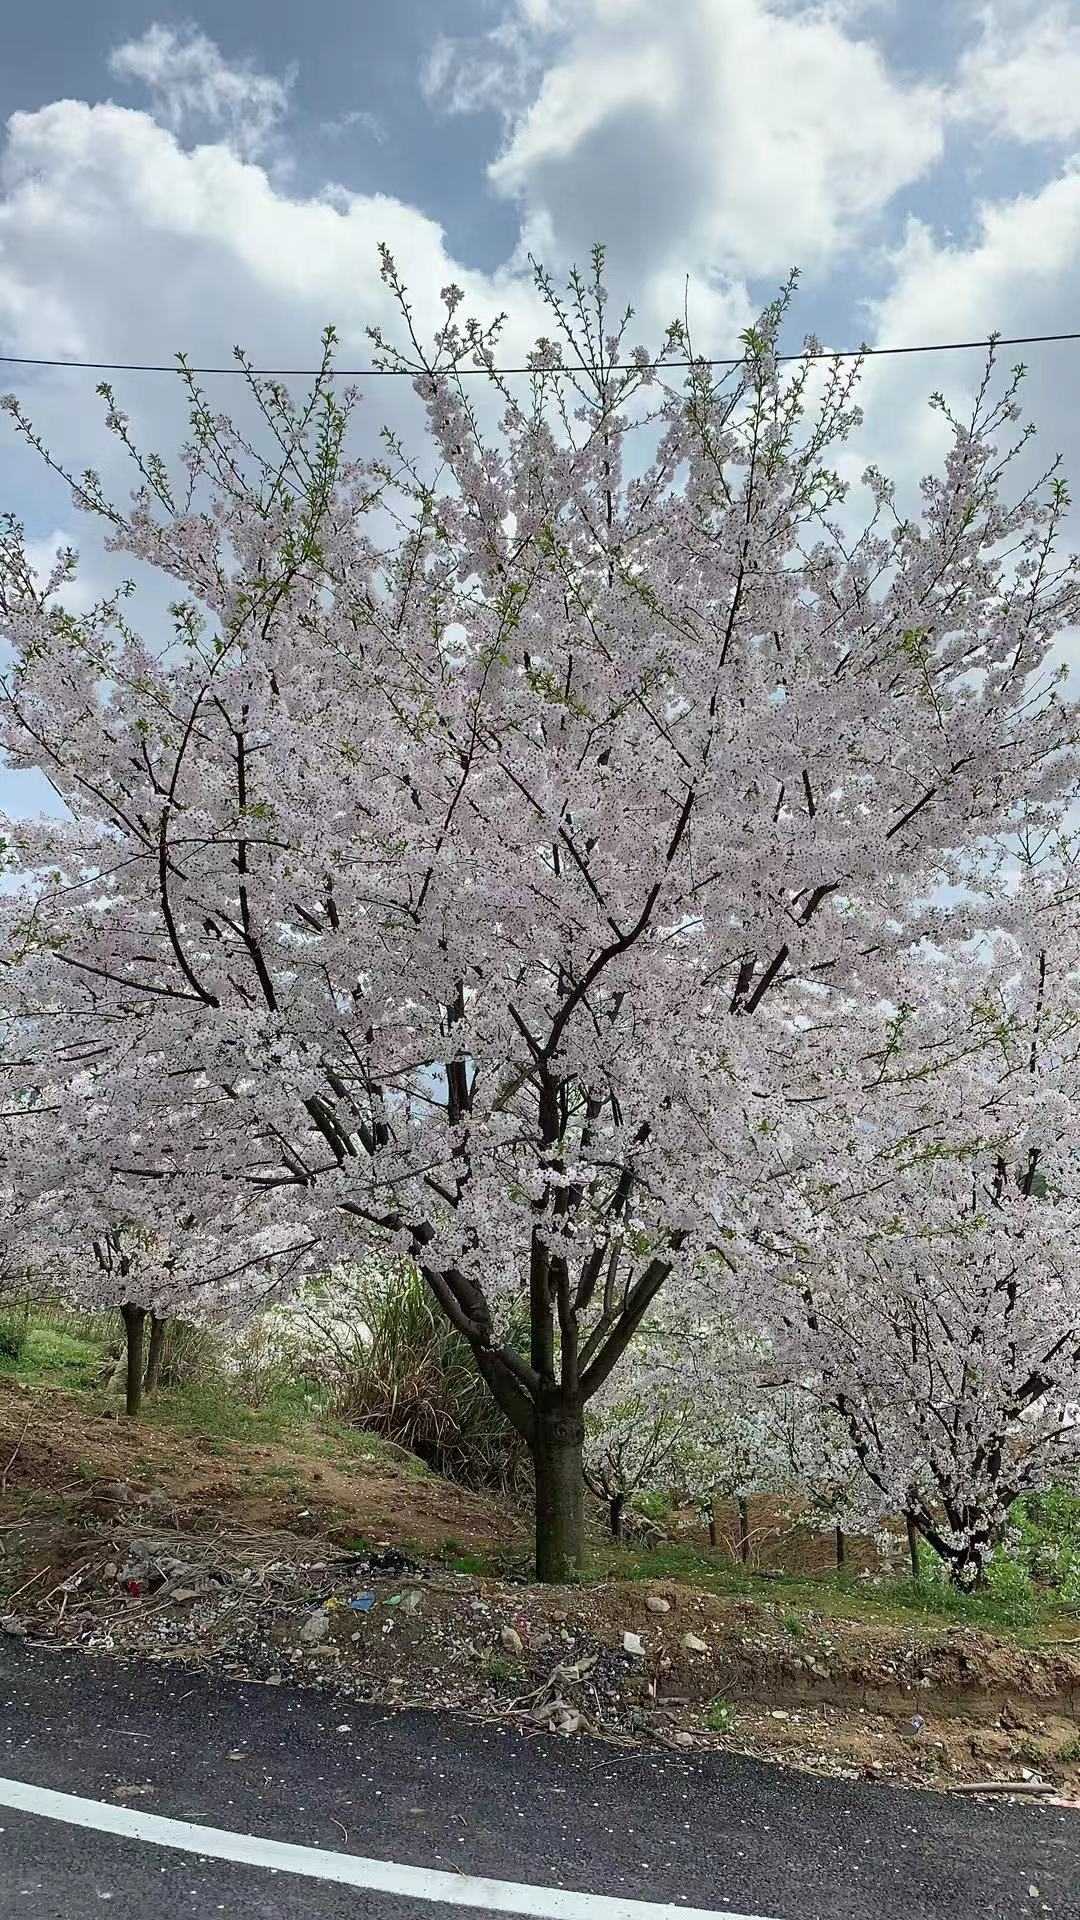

0,329,1078,378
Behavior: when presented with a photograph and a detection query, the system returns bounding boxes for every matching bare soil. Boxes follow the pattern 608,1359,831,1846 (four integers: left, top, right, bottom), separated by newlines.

2,1375,1078,1804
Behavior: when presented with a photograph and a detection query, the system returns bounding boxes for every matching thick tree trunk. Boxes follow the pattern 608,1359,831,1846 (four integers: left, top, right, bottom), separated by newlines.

609,1492,625,1540
737,1494,751,1565
906,1511,922,1586
120,1304,146,1419
143,1314,167,1395
532,1394,585,1582
835,1524,846,1571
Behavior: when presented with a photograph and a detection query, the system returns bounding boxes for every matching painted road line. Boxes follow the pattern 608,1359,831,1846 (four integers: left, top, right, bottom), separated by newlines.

0,1773,784,1920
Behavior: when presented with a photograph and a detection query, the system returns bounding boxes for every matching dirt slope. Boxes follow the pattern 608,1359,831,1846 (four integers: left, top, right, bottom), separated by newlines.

2,1375,1078,1804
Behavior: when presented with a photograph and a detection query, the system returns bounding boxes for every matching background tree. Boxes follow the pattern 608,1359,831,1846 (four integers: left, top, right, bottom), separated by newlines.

767,886,1080,1590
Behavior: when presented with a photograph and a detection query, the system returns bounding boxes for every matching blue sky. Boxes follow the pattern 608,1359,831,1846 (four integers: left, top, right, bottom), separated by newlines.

4,1,1080,814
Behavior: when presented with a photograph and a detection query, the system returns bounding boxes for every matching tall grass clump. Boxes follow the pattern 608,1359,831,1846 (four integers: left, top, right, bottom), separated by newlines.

295,1263,530,1492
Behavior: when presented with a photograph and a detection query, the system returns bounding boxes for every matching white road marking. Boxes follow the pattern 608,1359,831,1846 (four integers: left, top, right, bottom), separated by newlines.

0,1773,783,1920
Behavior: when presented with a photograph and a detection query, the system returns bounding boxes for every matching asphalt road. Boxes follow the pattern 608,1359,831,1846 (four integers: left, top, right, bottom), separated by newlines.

0,1643,1075,1919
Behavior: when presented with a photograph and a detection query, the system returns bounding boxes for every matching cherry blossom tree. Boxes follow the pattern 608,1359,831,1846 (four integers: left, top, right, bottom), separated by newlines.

0,1080,318,1414
2,254,1079,1576
583,1333,694,1539
767,872,1080,1589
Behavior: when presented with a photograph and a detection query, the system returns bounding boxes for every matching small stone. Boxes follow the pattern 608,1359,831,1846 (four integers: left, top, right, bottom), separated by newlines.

672,1731,695,1749
500,1626,524,1654
299,1607,331,1644
682,1632,708,1654
770,1710,790,1720
623,1631,646,1656
400,1590,422,1615
0,1616,26,1638
645,1595,671,1615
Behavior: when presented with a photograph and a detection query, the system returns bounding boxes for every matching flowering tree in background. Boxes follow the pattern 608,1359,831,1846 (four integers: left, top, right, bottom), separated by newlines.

2,252,1079,1576
768,873,1080,1588
0,1084,318,1414
583,1337,694,1539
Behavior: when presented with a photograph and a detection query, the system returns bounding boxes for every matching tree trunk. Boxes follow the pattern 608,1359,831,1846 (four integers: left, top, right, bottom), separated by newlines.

835,1524,846,1571
948,1543,989,1593
609,1492,625,1540
737,1494,751,1565
143,1314,167,1395
707,1505,718,1550
531,1394,585,1582
120,1304,146,1419
906,1511,922,1586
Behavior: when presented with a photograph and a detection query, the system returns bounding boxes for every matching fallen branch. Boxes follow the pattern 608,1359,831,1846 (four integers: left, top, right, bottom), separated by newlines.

949,1779,1055,1797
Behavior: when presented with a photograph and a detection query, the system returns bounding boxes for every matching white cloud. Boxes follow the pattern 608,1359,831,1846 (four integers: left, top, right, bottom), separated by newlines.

320,109,386,145
0,99,542,373
954,3,1080,145
426,0,946,284
108,24,294,159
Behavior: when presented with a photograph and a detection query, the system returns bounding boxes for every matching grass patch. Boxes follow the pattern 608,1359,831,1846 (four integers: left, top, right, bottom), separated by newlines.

140,1378,317,1447
317,1420,431,1478
440,1544,496,1577
591,1539,1068,1641
0,1323,104,1392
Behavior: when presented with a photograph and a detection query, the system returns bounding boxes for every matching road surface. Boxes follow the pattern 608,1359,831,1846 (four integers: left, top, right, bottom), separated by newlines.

0,1643,1074,1918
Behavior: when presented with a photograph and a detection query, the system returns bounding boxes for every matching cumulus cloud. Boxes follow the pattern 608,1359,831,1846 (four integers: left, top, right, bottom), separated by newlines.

865,167,1080,468
425,0,946,285
954,2,1080,145
108,23,294,159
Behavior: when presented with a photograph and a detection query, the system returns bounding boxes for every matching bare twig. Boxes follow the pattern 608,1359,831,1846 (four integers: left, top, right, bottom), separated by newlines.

1,1408,33,1496
3,1562,49,1603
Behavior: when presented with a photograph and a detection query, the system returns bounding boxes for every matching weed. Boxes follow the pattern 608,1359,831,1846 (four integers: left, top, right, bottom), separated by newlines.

483,1654,515,1685
442,1547,493,1577
783,1613,805,1638
705,1699,737,1734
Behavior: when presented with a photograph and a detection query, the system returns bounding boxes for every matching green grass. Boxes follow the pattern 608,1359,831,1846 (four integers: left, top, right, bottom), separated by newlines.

0,1323,104,1392
591,1538,1070,1641
440,1545,494,1577
705,1699,737,1733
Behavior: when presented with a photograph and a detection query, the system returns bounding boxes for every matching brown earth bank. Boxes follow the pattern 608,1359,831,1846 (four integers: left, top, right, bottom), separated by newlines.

1,1375,1078,1805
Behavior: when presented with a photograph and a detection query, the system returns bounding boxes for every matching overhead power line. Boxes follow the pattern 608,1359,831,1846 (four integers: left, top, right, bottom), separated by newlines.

0,329,1078,379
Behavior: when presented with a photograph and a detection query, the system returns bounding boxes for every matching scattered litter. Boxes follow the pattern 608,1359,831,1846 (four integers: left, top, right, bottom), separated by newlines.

346,1593,377,1614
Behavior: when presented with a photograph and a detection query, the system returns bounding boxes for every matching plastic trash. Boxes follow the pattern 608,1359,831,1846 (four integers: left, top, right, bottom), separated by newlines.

347,1591,377,1613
